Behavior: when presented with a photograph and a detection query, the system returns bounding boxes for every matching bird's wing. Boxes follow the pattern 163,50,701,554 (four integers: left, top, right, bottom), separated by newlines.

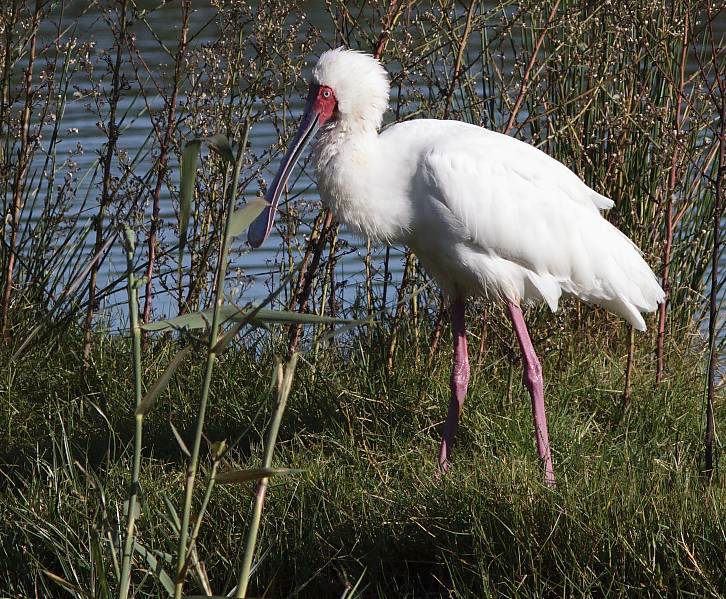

419,132,620,276
415,129,665,328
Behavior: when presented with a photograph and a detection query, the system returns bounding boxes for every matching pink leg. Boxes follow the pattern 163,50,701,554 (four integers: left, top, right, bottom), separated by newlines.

437,298,470,473
507,301,555,485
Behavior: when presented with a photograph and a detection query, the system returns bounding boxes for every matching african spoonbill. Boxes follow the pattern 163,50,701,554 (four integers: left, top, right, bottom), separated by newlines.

248,48,665,485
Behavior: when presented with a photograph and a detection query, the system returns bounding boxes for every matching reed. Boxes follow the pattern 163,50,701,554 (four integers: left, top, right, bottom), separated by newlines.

117,226,143,599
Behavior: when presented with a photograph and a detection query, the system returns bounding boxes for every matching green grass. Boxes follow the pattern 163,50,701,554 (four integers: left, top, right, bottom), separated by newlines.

1,313,723,598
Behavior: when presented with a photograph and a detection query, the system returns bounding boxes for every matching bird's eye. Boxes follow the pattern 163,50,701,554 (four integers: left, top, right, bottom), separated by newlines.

322,89,331,98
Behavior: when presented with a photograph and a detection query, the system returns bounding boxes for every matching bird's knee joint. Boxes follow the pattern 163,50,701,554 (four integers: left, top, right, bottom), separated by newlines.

452,371,469,388
451,361,470,388
523,360,543,387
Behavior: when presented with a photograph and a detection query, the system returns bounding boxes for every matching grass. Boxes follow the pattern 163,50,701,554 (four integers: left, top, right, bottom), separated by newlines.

1,313,723,597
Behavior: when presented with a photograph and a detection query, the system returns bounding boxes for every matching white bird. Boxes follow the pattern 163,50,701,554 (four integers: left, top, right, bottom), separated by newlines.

249,48,665,485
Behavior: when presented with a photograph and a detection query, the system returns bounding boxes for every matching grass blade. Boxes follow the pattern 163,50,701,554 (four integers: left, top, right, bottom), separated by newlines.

227,198,268,239
43,570,90,598
179,139,202,268
215,467,302,485
141,311,213,332
134,542,175,597
205,134,233,163
170,421,191,457
135,345,192,416
143,305,365,332
163,494,182,534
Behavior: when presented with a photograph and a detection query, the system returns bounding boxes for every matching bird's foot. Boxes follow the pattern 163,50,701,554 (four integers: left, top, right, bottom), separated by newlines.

543,463,556,487
434,458,450,482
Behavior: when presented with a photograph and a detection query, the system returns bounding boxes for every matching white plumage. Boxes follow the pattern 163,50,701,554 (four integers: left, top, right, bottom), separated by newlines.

313,47,390,132
310,51,663,331
248,47,665,483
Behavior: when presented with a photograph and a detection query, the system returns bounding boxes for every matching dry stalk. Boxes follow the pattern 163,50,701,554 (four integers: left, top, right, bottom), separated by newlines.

703,5,723,478
1,1,40,339
287,0,407,356
142,0,191,327
503,0,561,135
656,7,689,384
82,0,129,364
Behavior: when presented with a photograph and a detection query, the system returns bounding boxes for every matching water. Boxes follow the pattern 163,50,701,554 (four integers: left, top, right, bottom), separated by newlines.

25,2,725,345
30,2,413,323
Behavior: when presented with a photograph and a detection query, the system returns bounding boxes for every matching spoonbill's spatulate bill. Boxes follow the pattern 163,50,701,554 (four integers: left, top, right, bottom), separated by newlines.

248,48,665,485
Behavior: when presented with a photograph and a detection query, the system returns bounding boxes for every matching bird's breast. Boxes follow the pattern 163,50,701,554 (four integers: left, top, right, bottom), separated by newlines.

313,135,412,244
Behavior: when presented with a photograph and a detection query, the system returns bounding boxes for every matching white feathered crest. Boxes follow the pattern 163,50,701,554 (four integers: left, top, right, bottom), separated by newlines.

312,48,390,131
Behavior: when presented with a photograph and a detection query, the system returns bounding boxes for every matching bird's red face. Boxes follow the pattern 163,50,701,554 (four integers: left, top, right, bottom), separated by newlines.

248,82,338,247
310,84,337,125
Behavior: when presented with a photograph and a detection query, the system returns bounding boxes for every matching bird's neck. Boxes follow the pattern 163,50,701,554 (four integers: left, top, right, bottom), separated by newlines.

311,120,411,243
311,119,378,170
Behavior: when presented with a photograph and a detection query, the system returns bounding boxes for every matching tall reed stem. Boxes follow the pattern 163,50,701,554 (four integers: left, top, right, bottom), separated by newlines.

503,0,560,135
622,326,635,410
142,0,191,327
236,353,298,598
118,226,144,598
287,210,334,355
387,250,414,371
174,121,251,597
443,0,477,119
